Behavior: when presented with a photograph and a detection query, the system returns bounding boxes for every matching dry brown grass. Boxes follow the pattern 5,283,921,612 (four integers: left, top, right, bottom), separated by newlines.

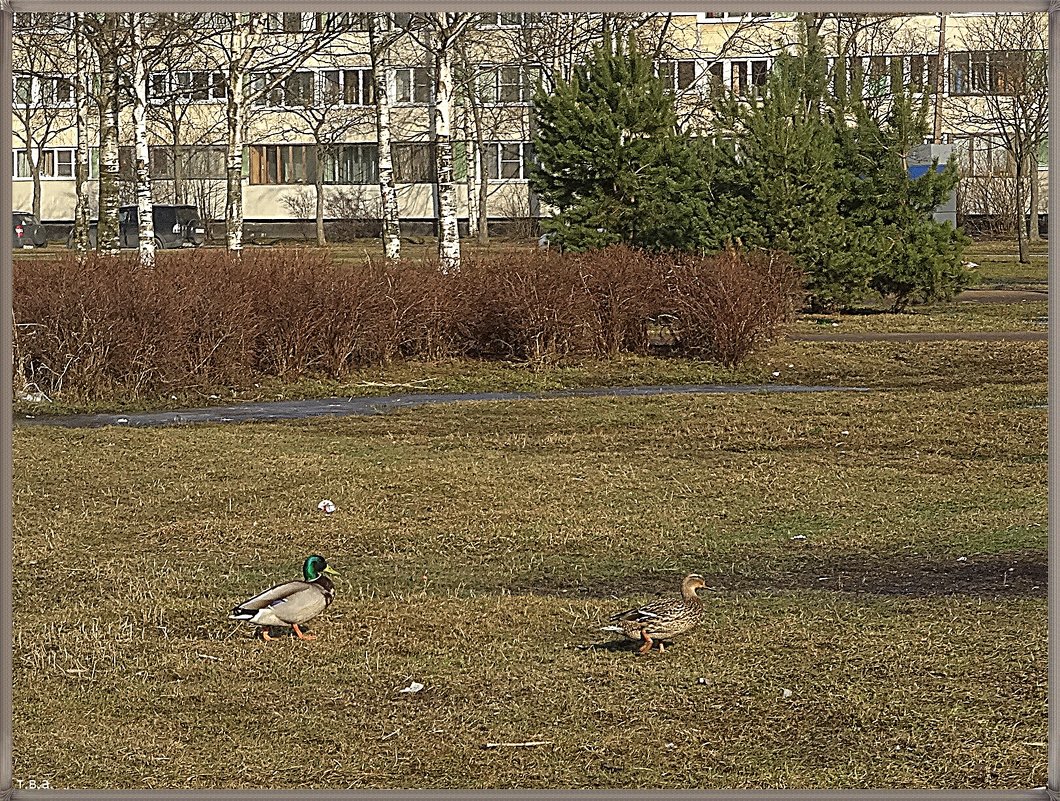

13,382,1046,789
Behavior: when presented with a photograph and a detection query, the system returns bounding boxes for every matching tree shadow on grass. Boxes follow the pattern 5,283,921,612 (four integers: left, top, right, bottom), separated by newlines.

515,549,1047,601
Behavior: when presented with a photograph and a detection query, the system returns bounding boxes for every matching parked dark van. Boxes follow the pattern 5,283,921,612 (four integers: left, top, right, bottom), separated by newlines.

13,211,48,249
68,204,207,250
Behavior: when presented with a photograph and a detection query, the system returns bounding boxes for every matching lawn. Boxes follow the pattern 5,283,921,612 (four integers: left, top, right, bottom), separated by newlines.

14,380,1047,789
11,234,1050,788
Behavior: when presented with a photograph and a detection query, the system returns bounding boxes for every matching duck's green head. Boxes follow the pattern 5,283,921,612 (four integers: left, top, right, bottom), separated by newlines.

303,555,340,582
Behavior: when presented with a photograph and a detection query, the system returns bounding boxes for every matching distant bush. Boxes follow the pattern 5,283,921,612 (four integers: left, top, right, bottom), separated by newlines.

13,246,801,400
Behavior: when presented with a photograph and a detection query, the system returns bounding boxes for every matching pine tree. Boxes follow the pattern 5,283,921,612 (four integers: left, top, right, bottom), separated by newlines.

706,18,969,311
531,34,718,252
708,33,873,310
836,93,971,310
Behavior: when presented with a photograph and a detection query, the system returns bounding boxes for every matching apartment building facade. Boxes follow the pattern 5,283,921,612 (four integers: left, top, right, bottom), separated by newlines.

11,11,1047,236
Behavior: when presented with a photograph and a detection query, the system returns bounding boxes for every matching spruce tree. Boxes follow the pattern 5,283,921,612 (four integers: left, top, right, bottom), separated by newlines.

706,18,969,310
531,34,719,252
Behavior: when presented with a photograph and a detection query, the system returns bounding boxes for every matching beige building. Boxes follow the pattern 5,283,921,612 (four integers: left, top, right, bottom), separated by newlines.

11,11,1047,235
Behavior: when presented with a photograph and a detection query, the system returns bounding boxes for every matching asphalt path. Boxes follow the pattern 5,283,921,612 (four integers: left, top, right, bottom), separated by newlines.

16,383,870,429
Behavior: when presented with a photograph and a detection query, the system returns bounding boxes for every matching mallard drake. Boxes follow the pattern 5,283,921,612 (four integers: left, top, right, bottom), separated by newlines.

229,555,339,641
601,573,707,654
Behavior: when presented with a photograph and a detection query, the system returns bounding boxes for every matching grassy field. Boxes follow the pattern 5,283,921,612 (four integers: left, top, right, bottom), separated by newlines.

12,235,1050,788
965,240,1048,289
14,378,1047,788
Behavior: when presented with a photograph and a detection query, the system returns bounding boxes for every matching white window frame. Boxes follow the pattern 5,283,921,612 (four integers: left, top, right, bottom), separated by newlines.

392,66,431,105
11,147,77,180
484,141,533,181
478,63,540,106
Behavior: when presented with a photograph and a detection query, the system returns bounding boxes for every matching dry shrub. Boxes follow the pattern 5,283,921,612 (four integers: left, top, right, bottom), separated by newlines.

13,245,803,400
573,247,665,356
666,248,803,367
458,252,596,365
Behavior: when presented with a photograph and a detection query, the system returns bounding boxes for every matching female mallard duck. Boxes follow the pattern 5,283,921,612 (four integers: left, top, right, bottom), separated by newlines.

601,574,707,654
229,555,339,641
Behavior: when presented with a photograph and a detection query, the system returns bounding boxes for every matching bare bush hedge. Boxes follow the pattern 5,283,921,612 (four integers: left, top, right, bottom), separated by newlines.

13,246,801,400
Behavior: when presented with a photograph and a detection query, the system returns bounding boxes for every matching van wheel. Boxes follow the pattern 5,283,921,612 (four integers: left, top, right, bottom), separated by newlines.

153,237,164,251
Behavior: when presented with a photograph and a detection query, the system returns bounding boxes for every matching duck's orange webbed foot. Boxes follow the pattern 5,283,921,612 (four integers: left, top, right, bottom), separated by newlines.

293,624,318,641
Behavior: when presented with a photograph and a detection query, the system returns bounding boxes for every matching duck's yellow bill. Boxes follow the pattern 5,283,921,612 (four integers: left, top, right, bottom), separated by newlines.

323,566,341,576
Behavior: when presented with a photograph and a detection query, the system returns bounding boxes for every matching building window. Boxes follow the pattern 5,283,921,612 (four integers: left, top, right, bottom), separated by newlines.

729,59,768,97
478,64,540,104
393,142,434,183
697,12,776,23
485,142,534,180
13,76,32,106
908,54,927,92
35,76,73,106
323,144,379,184
150,146,227,180
249,144,317,185
14,150,29,178
320,69,374,106
394,67,431,104
284,72,314,106
263,12,320,33
480,12,541,27
390,12,431,28
706,61,724,92
252,71,314,107
152,71,226,102
657,60,697,91
54,149,73,177
324,12,369,31
949,51,1027,96
13,148,77,179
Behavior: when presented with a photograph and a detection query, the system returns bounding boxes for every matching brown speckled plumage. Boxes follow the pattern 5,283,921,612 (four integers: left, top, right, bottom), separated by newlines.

601,574,707,653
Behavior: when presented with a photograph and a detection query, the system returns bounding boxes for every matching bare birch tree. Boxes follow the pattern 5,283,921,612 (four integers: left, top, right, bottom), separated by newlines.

72,12,92,255
85,13,123,254
369,13,402,260
411,13,476,273
129,12,155,266
949,13,1047,262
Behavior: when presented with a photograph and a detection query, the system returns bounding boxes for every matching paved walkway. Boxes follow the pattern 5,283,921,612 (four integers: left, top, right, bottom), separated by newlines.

790,330,1047,343
16,383,870,429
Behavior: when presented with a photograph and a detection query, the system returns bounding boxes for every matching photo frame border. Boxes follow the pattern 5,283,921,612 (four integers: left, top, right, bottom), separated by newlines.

2,3,1054,798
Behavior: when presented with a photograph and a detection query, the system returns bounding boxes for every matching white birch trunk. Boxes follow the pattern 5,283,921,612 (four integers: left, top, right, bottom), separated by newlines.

463,95,479,240
130,13,155,267
369,14,401,261
97,22,121,255
73,13,91,256
225,38,246,253
433,45,460,273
